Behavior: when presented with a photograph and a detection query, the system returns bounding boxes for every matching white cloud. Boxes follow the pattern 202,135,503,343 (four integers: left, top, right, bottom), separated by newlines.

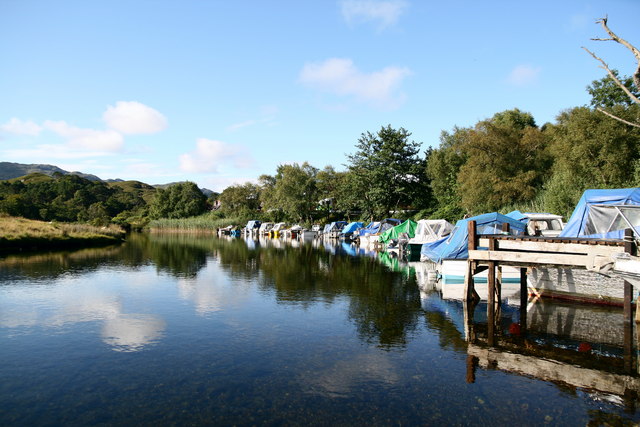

1,118,42,136
103,101,167,134
44,120,124,152
179,138,253,174
299,58,411,108
228,105,279,132
507,65,541,86
341,0,408,30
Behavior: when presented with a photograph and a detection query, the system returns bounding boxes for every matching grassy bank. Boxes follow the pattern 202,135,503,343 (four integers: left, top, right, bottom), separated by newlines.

0,217,126,252
148,212,251,232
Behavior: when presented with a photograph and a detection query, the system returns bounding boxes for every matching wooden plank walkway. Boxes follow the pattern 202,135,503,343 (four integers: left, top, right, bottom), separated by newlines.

462,220,638,373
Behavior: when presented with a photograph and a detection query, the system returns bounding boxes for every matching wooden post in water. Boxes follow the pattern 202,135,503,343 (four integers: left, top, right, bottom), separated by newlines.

519,267,528,334
465,354,478,383
465,221,479,303
487,236,496,346
624,228,635,373
463,298,477,342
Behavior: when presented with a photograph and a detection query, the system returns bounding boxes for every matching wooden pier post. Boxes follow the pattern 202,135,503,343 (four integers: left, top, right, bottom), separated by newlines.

463,297,478,342
624,228,635,373
519,267,528,334
487,236,496,346
465,221,480,303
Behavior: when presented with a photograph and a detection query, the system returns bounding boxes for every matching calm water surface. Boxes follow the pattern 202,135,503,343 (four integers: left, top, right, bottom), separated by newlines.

0,233,638,426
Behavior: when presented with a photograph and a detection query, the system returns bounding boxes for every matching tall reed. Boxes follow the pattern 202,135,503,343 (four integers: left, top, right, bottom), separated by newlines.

148,212,251,231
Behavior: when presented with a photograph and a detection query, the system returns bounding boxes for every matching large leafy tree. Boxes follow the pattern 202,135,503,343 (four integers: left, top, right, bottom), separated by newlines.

219,182,260,214
149,182,207,219
426,127,469,221
346,125,423,219
257,173,279,220
543,105,640,217
456,109,550,214
272,162,319,222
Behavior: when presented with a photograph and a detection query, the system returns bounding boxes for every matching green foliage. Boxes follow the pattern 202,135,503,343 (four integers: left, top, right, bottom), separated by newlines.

345,125,426,219
426,128,469,217
491,108,537,129
272,162,319,222
587,71,640,108
148,211,251,231
149,182,207,219
0,173,149,224
219,182,261,214
541,105,640,216
456,109,550,214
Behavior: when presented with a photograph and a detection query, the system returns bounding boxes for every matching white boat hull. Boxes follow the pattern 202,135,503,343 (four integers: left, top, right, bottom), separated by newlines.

528,267,636,305
438,259,522,302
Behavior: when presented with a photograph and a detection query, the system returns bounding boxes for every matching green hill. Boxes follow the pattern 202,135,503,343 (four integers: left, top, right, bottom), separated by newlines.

0,162,101,181
107,180,157,204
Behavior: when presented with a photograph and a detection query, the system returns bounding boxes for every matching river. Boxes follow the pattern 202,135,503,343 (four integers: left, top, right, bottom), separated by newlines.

0,233,638,425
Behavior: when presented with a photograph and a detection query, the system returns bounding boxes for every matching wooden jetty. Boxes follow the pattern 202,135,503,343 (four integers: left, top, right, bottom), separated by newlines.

463,220,638,373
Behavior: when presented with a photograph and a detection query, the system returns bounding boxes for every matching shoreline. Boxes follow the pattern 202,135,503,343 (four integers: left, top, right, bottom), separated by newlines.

0,217,126,254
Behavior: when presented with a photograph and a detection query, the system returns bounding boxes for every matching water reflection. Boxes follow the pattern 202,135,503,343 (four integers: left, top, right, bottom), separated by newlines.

0,234,424,349
177,260,252,316
102,314,165,352
304,353,400,398
1,233,639,424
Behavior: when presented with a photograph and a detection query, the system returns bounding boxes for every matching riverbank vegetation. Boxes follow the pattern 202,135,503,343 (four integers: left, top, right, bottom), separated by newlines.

0,216,126,251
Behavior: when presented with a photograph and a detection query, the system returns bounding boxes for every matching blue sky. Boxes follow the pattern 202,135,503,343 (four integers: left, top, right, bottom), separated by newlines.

1,0,638,191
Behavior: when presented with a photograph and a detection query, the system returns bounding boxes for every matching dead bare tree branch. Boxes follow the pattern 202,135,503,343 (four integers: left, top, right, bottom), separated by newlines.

596,107,640,128
582,46,640,105
584,16,640,127
594,16,640,90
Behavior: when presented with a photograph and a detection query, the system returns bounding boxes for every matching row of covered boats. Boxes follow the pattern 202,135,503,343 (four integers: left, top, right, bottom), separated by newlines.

219,187,640,306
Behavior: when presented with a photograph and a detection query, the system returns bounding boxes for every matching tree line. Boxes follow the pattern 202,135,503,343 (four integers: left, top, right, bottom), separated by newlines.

0,174,211,230
217,74,640,224
0,75,638,229
1,72,637,229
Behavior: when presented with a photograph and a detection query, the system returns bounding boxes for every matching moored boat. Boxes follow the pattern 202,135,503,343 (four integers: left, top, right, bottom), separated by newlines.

339,221,364,242
405,219,454,261
529,188,640,304
420,212,527,289
358,218,401,248
244,220,262,237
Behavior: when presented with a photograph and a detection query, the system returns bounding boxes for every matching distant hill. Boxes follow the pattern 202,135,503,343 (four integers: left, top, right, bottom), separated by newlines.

0,162,101,181
0,162,216,197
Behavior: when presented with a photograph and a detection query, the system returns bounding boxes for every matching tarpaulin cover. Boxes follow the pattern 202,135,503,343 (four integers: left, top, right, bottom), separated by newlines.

560,188,640,239
340,222,365,235
420,212,527,263
409,219,454,244
358,222,380,236
329,221,348,231
379,219,417,244
378,218,402,234
505,210,527,222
